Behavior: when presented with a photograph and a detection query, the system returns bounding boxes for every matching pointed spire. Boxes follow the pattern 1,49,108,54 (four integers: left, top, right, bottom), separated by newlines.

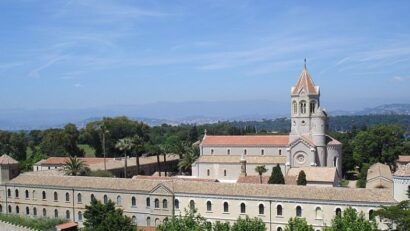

291,60,318,96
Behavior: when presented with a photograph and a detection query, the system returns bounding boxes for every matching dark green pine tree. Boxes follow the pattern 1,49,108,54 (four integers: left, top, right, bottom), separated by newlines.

268,164,285,184
297,170,307,186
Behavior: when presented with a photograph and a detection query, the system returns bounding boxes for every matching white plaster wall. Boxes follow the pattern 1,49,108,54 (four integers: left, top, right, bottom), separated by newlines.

202,146,286,156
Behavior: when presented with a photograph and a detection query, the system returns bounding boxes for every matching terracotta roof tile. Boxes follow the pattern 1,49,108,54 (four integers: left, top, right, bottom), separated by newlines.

202,135,289,146
397,155,410,163
291,68,318,96
0,154,18,165
287,167,337,182
195,155,287,164
394,163,410,177
367,163,392,181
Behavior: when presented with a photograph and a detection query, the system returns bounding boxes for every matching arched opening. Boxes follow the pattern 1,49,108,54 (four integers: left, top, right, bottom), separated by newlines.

77,193,82,203
240,203,246,214
0,204,2,213
277,205,283,216
261,149,264,155
7,189,11,197
163,199,168,209
54,209,58,218
227,149,230,155
300,101,306,114
65,192,70,202
104,195,108,204
154,198,160,208
277,227,283,231
207,169,210,176
211,149,214,155
206,201,212,211
42,191,46,200
244,149,247,155
296,206,302,217
15,189,19,198
53,192,58,201
310,101,316,114
336,208,342,216
259,204,264,215
146,197,150,207
174,199,179,209
333,157,338,167
116,195,122,206
78,211,83,221
33,207,37,216
25,190,29,199
42,208,47,217
293,101,297,114
16,206,19,214
369,209,375,220
146,216,151,226
25,206,29,215
224,169,227,176
132,216,137,225
132,196,136,207
91,194,96,201
8,205,11,213
223,202,229,213
315,207,322,219
65,210,70,219
189,200,195,211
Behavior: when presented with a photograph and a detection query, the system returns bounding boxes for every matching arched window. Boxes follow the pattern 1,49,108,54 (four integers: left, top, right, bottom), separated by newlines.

25,190,29,199
174,199,179,209
103,195,108,204
8,205,11,213
15,189,19,198
277,205,283,216
0,205,2,213
154,198,160,208
54,209,58,218
224,169,227,176
33,207,37,216
315,207,322,219
189,200,195,210
66,210,70,219
146,216,151,226
146,197,150,207
65,192,70,202
333,157,338,167
7,189,11,197
369,209,375,220
163,199,168,209
261,149,264,155
336,208,342,216
77,193,82,203
227,149,230,155
244,149,247,155
32,190,36,199
277,227,283,231
223,202,229,213
25,206,29,215
53,192,58,201
42,191,46,200
296,206,302,217
155,218,160,226
16,206,19,214
310,101,316,113
42,208,47,217
78,211,83,221
300,101,306,114
211,149,214,155
116,196,122,206
259,204,265,215
132,196,136,207
132,216,137,225
207,169,210,176
293,101,297,114
206,201,212,211
279,150,282,155
240,203,246,214
91,194,96,201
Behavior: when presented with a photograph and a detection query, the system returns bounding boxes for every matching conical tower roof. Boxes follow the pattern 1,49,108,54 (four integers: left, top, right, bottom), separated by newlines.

0,154,18,165
291,67,319,96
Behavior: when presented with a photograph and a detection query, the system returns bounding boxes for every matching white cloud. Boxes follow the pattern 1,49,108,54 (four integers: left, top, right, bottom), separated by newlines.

393,76,407,82
74,83,84,88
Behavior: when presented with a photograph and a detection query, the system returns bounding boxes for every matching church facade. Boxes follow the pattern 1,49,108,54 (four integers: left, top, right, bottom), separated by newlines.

193,66,342,184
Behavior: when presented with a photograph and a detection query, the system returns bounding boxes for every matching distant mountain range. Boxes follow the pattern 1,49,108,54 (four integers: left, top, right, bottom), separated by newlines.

0,102,409,130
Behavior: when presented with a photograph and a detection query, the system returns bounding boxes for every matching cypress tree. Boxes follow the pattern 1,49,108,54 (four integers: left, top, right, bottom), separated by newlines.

297,170,307,186
268,164,285,184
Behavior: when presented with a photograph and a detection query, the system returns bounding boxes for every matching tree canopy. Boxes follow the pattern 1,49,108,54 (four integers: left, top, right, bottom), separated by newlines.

325,207,378,231
268,164,285,184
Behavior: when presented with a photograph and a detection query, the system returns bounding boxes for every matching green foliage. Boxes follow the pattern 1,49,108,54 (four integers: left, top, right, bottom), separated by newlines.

375,200,410,231
0,212,65,230
64,156,89,176
255,165,267,184
19,146,47,172
285,217,314,231
178,146,200,174
356,163,370,188
83,199,134,231
86,170,114,177
297,170,307,186
78,144,96,157
231,216,265,231
39,125,84,157
0,131,27,161
340,179,349,187
325,207,378,231
268,164,284,184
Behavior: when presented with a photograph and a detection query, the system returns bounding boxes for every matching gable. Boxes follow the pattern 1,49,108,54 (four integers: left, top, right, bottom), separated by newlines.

149,183,174,195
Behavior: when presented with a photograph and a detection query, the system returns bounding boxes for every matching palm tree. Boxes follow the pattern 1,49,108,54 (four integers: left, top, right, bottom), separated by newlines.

98,122,109,171
64,156,88,176
255,165,267,184
115,138,134,178
132,135,144,175
150,144,167,176
178,146,199,175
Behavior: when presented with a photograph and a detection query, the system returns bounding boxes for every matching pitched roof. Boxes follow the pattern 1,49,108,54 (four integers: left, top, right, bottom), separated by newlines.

35,157,105,166
0,154,18,165
394,163,410,177
397,155,410,163
8,173,394,203
195,155,287,164
367,163,392,182
291,68,319,96
202,135,289,146
287,167,337,183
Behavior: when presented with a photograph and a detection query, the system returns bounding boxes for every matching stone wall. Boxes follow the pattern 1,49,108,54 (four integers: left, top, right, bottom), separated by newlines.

0,220,36,231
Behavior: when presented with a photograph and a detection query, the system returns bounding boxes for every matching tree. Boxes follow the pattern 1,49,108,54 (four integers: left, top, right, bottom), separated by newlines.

255,165,267,184
131,135,144,175
285,217,314,231
326,207,378,231
63,123,84,156
231,216,265,231
375,200,410,231
268,164,284,184
63,156,88,176
178,146,199,175
157,209,212,231
115,138,134,178
83,199,134,231
297,170,307,186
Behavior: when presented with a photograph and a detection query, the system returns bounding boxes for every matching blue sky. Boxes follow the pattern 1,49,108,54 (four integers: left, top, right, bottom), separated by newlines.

0,0,409,111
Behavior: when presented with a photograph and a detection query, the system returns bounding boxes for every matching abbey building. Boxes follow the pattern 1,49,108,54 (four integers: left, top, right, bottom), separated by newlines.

193,66,342,185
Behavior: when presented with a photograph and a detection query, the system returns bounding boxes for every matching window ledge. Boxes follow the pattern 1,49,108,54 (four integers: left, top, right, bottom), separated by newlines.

223,212,230,214
276,215,284,218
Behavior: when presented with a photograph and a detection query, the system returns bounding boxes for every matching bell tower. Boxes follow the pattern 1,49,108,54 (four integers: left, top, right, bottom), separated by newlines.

289,61,328,166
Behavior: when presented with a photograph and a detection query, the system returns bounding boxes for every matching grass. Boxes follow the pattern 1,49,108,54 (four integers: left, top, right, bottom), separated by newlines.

78,144,96,157
340,179,349,187
0,213,65,230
